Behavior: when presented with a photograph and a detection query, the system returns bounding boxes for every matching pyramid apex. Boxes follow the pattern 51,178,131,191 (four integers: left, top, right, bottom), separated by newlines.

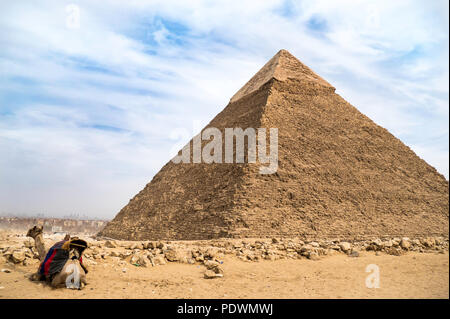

230,49,334,103
277,48,292,55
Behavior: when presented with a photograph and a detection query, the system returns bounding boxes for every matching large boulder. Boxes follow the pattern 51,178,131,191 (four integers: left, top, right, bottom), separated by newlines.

164,248,192,262
204,260,224,274
400,238,411,250
10,251,25,264
339,242,352,253
150,255,166,266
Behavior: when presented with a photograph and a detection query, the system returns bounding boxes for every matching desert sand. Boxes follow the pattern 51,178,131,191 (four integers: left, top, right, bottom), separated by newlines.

0,230,448,299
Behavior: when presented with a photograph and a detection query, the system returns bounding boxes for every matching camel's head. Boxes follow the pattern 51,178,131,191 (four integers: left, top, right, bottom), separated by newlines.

26,225,43,238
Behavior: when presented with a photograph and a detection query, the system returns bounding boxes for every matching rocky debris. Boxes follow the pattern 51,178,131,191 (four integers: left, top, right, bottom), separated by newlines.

151,255,166,266
421,238,435,248
137,256,149,267
307,251,320,260
85,259,97,266
400,238,411,250
105,240,117,248
0,235,448,270
385,247,405,256
164,248,180,262
9,251,25,264
129,254,139,265
23,239,34,249
1,268,11,273
204,260,224,274
204,269,223,279
309,242,320,248
339,242,351,253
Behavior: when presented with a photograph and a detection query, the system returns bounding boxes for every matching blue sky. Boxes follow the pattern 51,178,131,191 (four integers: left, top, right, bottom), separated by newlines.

0,0,448,219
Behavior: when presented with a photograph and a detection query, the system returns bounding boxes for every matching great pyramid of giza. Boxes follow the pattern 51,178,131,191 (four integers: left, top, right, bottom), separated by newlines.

99,49,449,241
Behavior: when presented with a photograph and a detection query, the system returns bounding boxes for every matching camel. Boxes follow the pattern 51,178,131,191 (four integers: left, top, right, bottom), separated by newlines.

26,225,88,289
26,225,47,262
50,249,88,289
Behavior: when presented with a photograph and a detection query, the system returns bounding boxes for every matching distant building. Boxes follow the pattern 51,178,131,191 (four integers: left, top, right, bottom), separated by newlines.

51,226,63,233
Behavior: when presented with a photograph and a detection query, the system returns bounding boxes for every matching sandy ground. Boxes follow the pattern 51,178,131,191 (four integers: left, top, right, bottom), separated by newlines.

0,251,448,299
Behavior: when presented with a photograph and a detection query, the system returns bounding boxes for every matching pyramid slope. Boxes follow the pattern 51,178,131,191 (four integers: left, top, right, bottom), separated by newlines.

230,49,333,103
230,78,448,238
99,50,449,241
98,86,271,240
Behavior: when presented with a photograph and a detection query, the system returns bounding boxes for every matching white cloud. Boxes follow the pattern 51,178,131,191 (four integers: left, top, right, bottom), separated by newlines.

0,0,448,218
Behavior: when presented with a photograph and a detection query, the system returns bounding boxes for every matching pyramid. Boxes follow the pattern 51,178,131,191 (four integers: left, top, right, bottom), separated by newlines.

99,50,449,241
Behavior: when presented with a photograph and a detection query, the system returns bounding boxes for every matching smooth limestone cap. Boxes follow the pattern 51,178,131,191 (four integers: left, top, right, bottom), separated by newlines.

230,49,334,103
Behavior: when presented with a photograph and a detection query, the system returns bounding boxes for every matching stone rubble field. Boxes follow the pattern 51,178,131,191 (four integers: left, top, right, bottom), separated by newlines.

1,230,448,277
0,230,448,298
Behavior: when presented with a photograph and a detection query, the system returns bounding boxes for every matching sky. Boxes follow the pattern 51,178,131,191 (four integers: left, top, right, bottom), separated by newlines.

0,0,448,219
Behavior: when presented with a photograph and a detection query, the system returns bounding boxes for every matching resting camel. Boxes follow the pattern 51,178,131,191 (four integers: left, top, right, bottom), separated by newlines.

50,249,88,289
26,225,88,289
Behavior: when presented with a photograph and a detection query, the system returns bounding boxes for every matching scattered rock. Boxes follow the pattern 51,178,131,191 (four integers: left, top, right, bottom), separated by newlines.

372,238,382,247
164,249,181,262
156,241,165,249
309,242,320,248
400,238,411,250
105,240,117,248
85,259,97,266
412,239,421,246
204,260,224,274
299,244,313,253
110,251,120,257
265,254,277,261
339,242,351,253
23,239,34,249
307,251,319,260
204,269,223,279
152,255,166,266
204,260,220,269
137,256,149,267
204,248,219,260
383,240,393,248
392,238,400,247
385,247,404,256
130,254,145,265
10,251,25,264
128,243,143,250
421,238,435,248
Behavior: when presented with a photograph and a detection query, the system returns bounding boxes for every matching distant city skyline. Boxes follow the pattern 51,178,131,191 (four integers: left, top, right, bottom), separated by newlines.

0,211,107,220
